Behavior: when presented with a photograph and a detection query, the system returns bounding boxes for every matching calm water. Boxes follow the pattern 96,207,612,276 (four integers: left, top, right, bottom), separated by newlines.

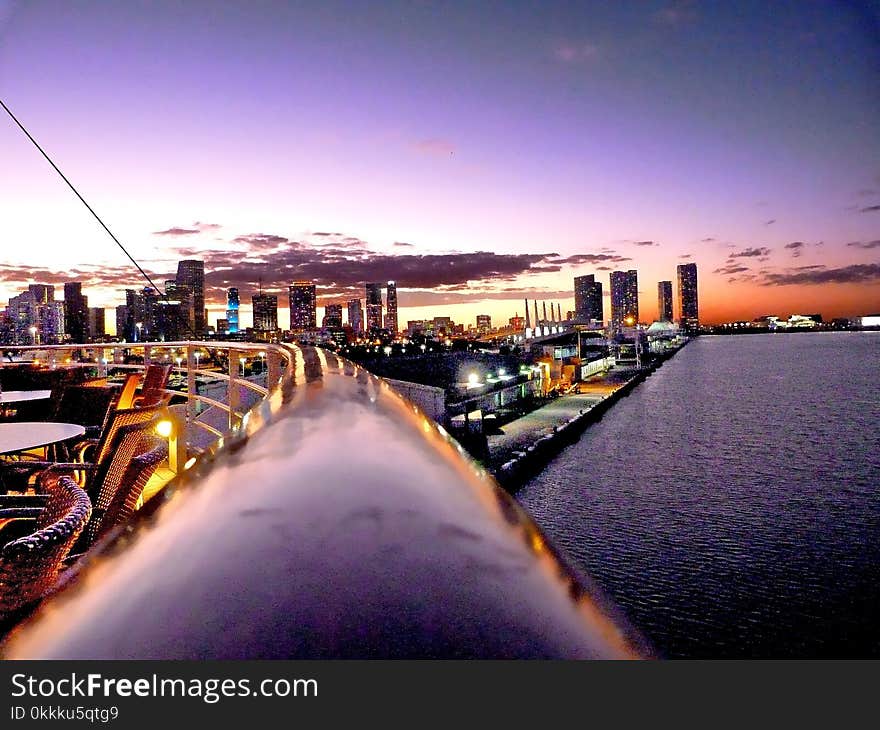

518,332,880,658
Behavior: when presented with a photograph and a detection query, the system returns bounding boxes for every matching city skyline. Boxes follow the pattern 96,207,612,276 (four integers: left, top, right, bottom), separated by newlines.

1,2,878,327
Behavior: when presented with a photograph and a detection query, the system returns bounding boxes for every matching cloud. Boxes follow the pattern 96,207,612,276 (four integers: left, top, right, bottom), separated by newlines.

231,233,291,249
153,227,200,236
846,240,880,249
785,241,805,258
700,237,715,242
193,222,222,231
764,219,776,225
762,263,880,286
730,246,772,258
412,138,456,157
713,265,750,276
678,253,693,259
861,205,880,213
547,253,631,265
553,42,600,63
393,241,415,248
630,240,657,247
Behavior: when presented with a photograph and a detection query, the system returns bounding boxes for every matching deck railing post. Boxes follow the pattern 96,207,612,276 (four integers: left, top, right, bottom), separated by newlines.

186,345,196,426
143,345,151,367
267,350,282,391
227,349,240,432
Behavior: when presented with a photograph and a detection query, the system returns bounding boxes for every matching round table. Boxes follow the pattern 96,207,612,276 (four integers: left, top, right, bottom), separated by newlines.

0,390,52,404
0,422,86,456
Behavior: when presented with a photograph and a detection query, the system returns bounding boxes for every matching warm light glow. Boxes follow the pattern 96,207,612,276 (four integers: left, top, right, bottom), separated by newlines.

467,372,480,386
155,419,174,438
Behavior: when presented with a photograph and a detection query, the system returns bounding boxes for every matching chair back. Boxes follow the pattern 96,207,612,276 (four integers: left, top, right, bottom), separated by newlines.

89,404,164,471
136,364,173,407
114,373,141,411
52,385,115,429
0,476,91,618
82,428,167,547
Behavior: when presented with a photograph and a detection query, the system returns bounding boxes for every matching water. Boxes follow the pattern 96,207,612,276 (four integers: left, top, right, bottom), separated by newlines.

518,333,880,658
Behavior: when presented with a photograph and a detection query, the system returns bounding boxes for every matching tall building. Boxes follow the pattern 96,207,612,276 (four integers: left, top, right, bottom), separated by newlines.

574,274,604,323
88,307,106,340
476,314,491,334
385,281,398,336
677,263,699,331
28,284,54,304
289,281,317,330
226,288,240,334
175,259,205,335
323,303,343,329
365,283,383,333
657,281,673,322
63,282,89,343
115,305,130,341
609,270,639,332
347,299,363,334
252,292,278,332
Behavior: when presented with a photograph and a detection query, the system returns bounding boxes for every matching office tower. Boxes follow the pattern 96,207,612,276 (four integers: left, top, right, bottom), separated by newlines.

610,270,639,332
323,303,343,329
116,305,131,341
216,319,229,335
252,292,278,332
574,274,604,323
476,314,491,334
365,283,383,333
677,262,699,331
174,260,205,335
63,282,89,343
347,299,363,333
289,281,317,330
88,307,105,340
226,288,240,334
28,284,54,304
384,281,399,336
509,315,526,330
658,281,673,322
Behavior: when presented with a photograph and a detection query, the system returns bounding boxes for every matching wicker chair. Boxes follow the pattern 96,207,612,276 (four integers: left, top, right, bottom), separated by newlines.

133,363,173,408
77,426,167,550
0,476,91,621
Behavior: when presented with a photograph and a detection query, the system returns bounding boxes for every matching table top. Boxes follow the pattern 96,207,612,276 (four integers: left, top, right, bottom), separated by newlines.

0,422,86,455
0,390,52,404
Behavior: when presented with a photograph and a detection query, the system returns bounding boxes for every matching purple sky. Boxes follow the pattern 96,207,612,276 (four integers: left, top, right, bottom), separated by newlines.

1,0,878,328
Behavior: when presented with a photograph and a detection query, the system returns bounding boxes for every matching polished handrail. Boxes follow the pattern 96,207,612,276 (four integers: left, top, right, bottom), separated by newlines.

1,344,651,659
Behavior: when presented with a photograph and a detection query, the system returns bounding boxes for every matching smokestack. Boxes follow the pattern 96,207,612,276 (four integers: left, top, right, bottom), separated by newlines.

542,301,548,323
533,300,539,328
524,299,530,329
557,303,562,322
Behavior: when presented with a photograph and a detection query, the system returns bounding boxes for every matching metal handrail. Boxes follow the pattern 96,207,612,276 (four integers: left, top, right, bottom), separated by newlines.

1,344,652,659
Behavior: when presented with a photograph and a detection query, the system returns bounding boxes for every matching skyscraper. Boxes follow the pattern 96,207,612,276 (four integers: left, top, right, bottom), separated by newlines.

657,280,673,322
252,292,278,332
385,281,398,336
63,282,89,343
347,299,363,333
677,263,699,331
365,283,383,333
574,274,604,323
175,260,205,335
88,307,105,340
609,270,639,332
226,288,240,334
289,281,317,330
476,314,491,334
323,303,343,329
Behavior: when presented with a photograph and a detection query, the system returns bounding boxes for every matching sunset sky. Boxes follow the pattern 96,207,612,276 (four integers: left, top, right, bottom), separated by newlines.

1,0,878,330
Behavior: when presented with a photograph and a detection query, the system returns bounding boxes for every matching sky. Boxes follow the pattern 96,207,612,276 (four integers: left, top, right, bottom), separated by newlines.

1,0,879,331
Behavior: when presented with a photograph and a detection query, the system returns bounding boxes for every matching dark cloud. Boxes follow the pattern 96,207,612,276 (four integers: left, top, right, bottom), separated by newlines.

231,233,291,248
547,253,631,265
713,265,750,275
630,240,657,247
678,254,693,259
785,241,805,258
393,241,415,248
312,232,333,236
700,237,715,242
861,205,880,213
847,240,880,249
762,263,880,286
730,247,772,258
764,219,776,225
792,265,826,271
154,227,200,236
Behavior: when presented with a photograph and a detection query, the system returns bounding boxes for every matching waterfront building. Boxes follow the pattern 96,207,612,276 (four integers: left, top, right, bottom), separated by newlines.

676,263,699,331
365,283,384,334
610,270,639,332
658,280,673,322
88,307,105,340
476,314,491,335
63,282,89,343
386,281,399,336
252,292,278,332
226,288,240,334
175,260,205,335
323,303,343,329
289,281,317,331
347,299,363,334
509,315,526,330
574,274,604,323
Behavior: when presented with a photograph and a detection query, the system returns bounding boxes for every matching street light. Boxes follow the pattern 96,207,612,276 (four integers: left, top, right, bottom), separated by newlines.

194,351,201,369
28,326,37,345
135,322,143,342
240,357,247,377
259,351,266,372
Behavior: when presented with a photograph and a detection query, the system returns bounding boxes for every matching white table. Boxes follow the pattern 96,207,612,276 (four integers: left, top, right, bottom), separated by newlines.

0,390,52,404
0,422,86,456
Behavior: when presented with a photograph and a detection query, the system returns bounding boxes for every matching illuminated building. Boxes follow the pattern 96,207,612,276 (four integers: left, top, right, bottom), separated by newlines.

386,281,398,336
609,270,638,332
657,280,673,322
252,292,278,332
289,281,317,331
676,263,699,331
175,260,205,335
365,283,383,333
574,274,603,323
226,288,240,334
347,299,363,333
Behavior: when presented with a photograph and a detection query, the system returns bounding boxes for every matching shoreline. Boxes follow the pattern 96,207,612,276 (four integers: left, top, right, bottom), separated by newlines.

487,342,689,492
